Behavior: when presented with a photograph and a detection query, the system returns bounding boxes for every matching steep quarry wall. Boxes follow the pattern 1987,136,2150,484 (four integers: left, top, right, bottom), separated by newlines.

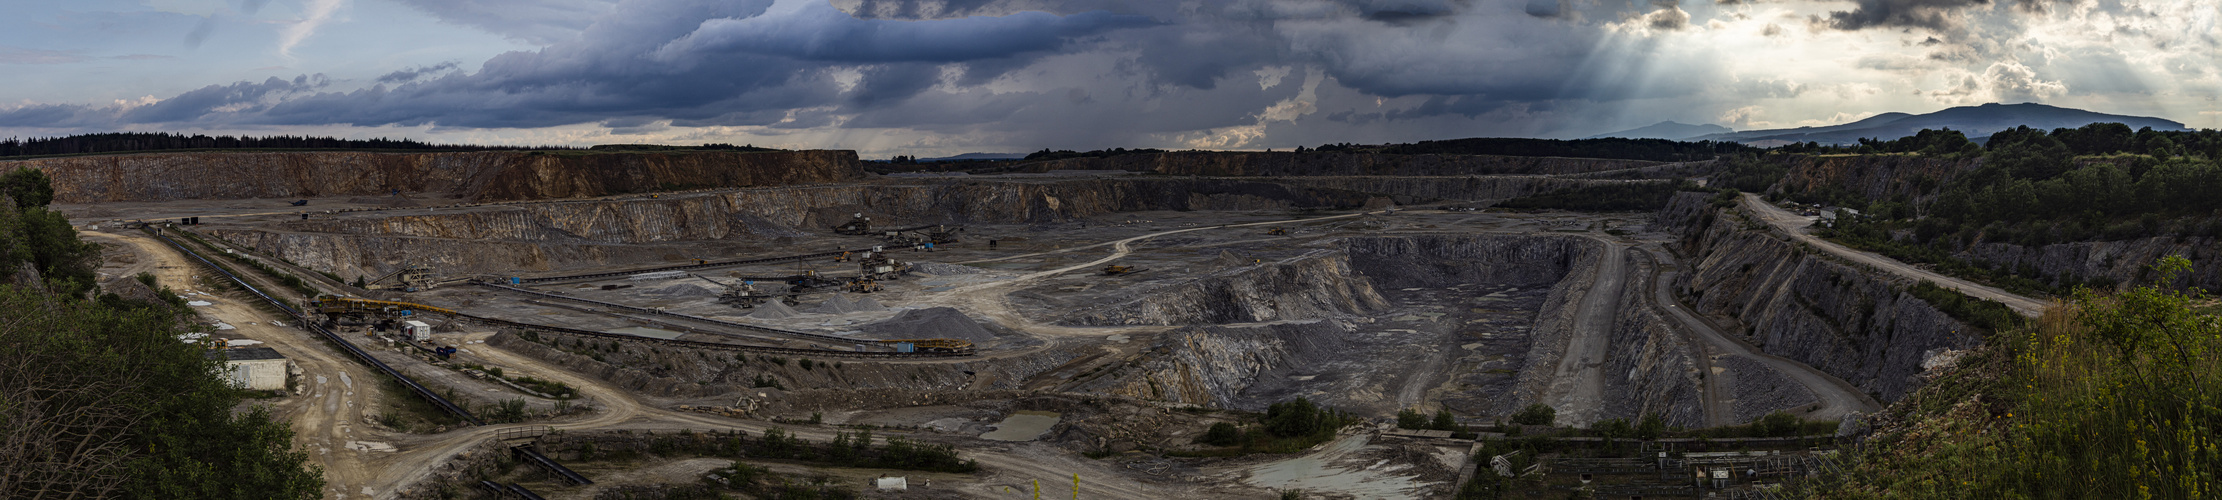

484,329,1087,398
1344,234,1593,288
1029,151,1656,176
1598,250,1706,426
16,150,862,203
1771,154,1979,202
208,175,1599,276
1964,237,2222,292
1658,192,1980,402
1069,321,1359,410
1063,251,1390,326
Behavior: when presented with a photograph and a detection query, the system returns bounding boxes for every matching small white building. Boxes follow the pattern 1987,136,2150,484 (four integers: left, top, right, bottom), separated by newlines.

401,320,433,341
208,347,289,391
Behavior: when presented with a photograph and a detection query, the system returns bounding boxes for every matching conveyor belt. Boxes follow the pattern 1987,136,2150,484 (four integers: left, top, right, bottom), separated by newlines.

146,228,483,425
513,444,590,486
514,248,873,284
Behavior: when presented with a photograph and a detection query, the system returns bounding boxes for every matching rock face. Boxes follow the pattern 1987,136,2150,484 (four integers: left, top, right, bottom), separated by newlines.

1768,154,1980,202
1658,192,1981,402
1029,151,1657,176
1597,250,1706,426
1963,237,2222,292
203,175,1613,278
1063,250,1390,326
16,150,865,203
1068,321,1360,410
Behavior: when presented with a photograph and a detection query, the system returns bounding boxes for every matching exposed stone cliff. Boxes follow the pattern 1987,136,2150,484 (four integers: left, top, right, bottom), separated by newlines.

1963,237,2222,292
1597,249,1706,426
1028,151,1656,176
1769,154,1979,202
1063,250,1390,326
16,150,863,203
1658,192,1980,402
1069,321,1360,410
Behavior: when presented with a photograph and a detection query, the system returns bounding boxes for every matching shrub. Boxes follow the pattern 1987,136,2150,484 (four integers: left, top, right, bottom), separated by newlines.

1509,404,1555,426
1200,422,1242,446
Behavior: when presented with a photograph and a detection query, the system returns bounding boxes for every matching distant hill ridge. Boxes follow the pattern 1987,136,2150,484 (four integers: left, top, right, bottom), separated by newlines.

1585,121,1733,140
1693,103,2188,146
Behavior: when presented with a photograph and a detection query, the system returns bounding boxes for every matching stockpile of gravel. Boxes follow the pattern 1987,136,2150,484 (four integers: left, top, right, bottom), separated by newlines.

859,307,997,343
810,294,862,314
748,300,801,319
851,296,889,312
910,262,981,275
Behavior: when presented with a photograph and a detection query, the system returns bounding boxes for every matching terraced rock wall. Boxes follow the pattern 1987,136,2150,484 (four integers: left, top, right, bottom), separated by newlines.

1658,192,1979,402
1028,151,1656,176
18,150,863,203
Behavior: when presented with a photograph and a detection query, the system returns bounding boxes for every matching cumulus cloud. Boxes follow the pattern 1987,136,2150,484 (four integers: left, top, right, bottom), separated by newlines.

1925,61,2066,104
375,62,461,83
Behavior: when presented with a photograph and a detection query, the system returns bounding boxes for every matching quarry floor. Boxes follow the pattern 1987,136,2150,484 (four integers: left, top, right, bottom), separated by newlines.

75,181,1893,499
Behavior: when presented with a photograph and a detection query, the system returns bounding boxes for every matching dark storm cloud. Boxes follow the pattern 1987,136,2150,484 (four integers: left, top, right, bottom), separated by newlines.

652,2,1156,63
1817,0,1988,31
7,0,1754,142
0,75,326,128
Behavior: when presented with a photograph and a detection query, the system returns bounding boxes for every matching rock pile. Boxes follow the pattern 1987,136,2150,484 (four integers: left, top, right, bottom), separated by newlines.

748,300,801,319
910,262,981,275
860,307,997,342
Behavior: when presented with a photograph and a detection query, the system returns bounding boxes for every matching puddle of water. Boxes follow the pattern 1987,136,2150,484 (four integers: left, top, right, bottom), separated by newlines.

1245,435,1431,499
608,326,684,339
979,411,1060,441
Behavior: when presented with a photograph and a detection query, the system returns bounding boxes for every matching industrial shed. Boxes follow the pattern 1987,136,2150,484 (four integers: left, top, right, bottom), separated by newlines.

206,347,290,391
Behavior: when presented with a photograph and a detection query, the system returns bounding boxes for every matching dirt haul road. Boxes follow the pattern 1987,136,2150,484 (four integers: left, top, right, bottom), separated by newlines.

1537,240,1628,428
1740,193,2047,316
1637,246,1881,425
84,231,391,500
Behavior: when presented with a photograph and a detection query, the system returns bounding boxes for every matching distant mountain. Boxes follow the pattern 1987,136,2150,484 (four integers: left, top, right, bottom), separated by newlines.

918,152,1027,162
1693,103,2189,145
1584,121,1733,140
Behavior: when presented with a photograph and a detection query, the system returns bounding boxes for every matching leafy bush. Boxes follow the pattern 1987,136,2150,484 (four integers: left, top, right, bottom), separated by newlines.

1200,422,1242,446
1509,404,1555,426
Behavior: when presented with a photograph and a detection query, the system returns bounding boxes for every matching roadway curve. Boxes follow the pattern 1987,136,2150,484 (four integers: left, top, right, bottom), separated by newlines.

1635,246,1881,425
1739,193,2047,316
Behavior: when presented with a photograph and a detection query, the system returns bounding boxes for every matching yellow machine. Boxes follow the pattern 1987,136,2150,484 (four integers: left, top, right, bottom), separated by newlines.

847,278,884,293
1266,227,1287,236
878,338,973,354
310,296,458,317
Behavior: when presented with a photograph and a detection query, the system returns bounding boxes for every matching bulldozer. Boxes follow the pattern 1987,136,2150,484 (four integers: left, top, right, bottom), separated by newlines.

846,278,884,293
1266,227,1288,236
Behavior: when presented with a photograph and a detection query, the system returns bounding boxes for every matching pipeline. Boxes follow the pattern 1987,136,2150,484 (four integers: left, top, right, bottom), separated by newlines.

144,227,483,425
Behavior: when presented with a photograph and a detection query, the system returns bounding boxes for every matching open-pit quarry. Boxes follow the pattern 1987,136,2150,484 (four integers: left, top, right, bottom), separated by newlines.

36,149,1999,499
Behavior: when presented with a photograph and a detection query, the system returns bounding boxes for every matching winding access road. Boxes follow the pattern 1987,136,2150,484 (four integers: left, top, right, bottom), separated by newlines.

1636,246,1881,425
1740,193,2047,316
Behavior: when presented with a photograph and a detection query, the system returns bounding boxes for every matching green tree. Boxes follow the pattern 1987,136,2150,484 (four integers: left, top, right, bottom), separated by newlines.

1200,422,1242,446
1430,409,1458,431
2,167,54,209
1396,408,1428,430
1634,413,1666,441
1509,404,1555,426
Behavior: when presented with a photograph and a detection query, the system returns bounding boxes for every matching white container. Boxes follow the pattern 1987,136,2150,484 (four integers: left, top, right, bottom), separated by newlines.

401,320,433,341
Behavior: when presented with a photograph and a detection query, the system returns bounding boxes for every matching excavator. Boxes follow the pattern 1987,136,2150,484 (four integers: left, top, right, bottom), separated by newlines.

1266,227,1288,236
695,274,797,308
1102,264,1146,276
846,278,884,293
362,264,447,292
833,213,873,235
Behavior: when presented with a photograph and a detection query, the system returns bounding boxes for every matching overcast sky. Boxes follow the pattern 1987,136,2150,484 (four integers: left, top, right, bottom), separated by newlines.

1,0,2215,157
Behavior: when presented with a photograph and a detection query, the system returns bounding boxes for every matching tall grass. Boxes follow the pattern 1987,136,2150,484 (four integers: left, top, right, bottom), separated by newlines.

1800,257,2221,498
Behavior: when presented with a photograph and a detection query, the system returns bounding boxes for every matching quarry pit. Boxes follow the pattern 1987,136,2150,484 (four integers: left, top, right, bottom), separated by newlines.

45,152,1937,499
